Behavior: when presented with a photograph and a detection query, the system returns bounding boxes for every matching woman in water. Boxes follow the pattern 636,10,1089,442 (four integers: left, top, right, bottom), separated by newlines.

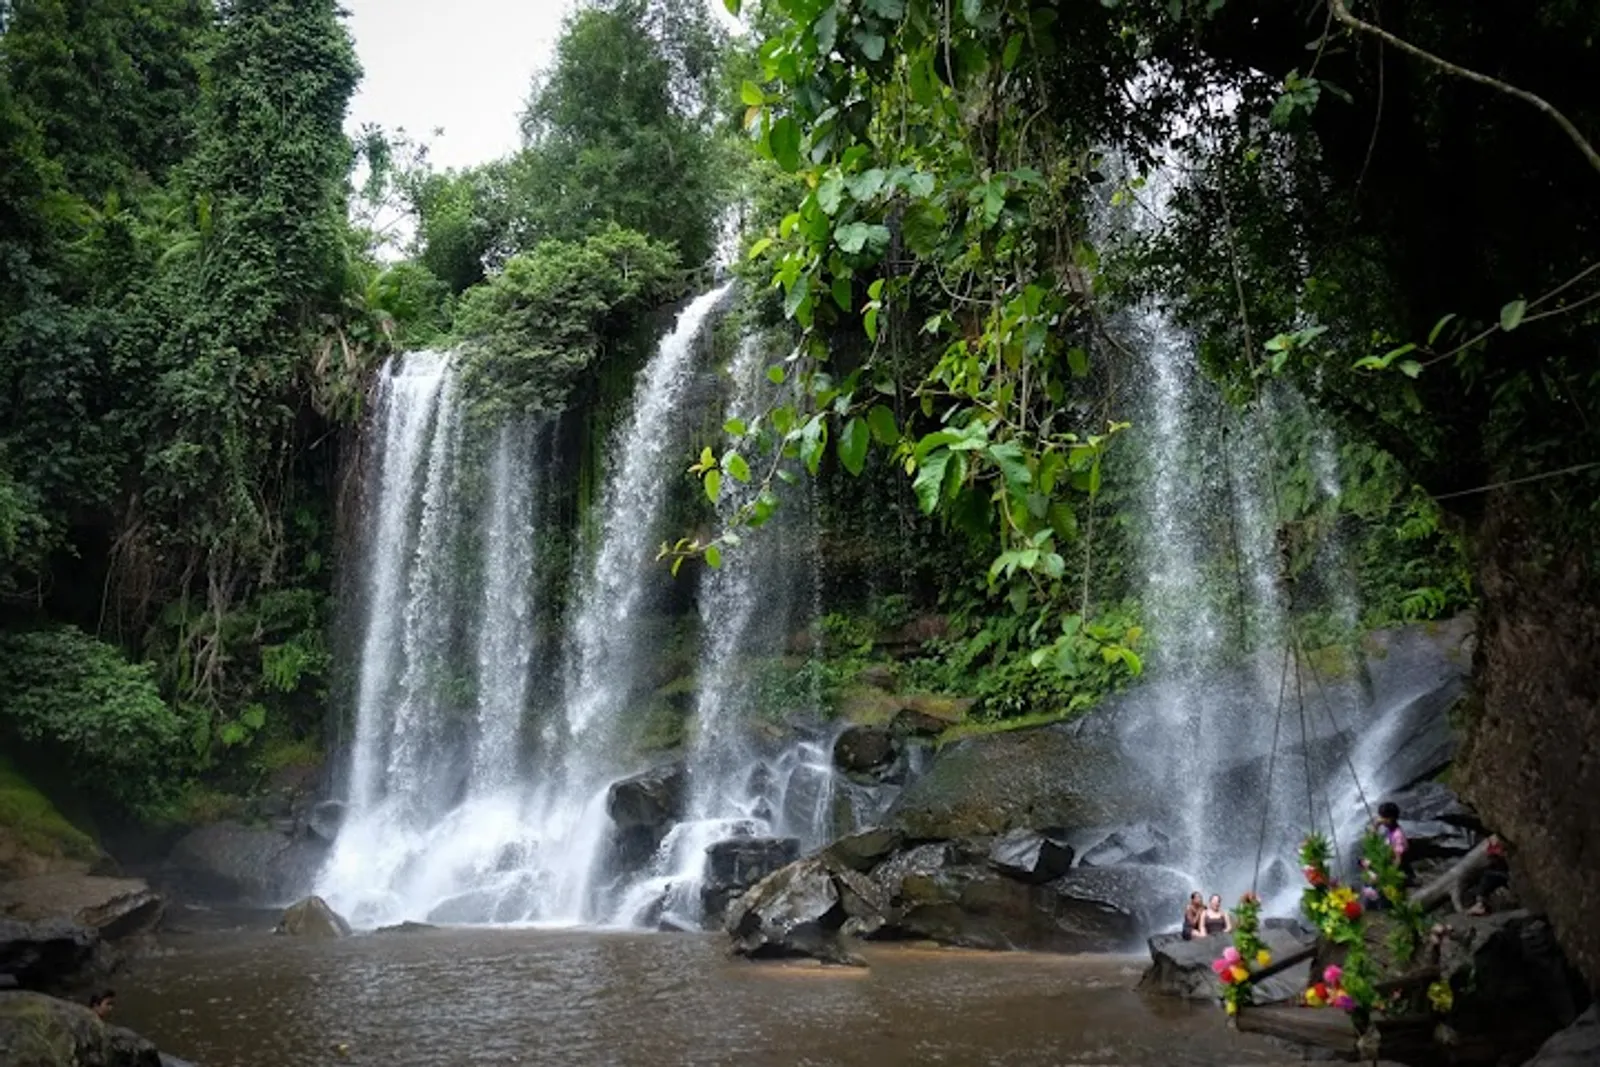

1181,891,1204,940
1193,894,1233,938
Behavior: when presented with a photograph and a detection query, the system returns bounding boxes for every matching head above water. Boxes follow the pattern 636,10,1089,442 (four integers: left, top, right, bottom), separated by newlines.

1378,801,1401,823
89,990,114,1019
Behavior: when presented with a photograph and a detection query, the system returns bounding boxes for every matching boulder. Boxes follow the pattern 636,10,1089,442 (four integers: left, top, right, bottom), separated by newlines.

886,717,1149,840
1381,780,1481,831
987,828,1074,884
0,989,163,1067
1369,675,1464,791
1138,920,1317,1003
164,821,324,903
1431,910,1587,1059
1398,818,1475,862
274,895,350,939
306,800,345,843
700,837,801,925
0,920,106,997
1522,1005,1600,1067
1075,823,1172,868
856,664,897,691
605,763,687,833
833,726,895,775
725,857,862,966
821,826,904,873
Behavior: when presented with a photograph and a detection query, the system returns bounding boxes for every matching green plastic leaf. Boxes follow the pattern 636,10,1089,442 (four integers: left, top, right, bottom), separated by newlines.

769,116,802,172
767,365,786,385
724,417,747,437
1499,299,1527,332
740,81,766,107
704,468,722,503
913,450,951,514
705,544,723,570
867,403,899,446
838,417,869,475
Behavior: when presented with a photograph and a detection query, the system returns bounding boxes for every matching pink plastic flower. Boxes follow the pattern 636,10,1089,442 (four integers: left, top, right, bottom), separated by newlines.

1223,946,1241,964
1333,993,1356,1012
1211,957,1230,976
1323,965,1343,986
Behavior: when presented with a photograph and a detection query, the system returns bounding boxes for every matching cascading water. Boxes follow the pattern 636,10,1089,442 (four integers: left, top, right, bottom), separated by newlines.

608,335,844,928
320,287,749,928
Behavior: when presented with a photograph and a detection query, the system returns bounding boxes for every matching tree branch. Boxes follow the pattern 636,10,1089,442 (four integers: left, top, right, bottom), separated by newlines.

1328,0,1600,179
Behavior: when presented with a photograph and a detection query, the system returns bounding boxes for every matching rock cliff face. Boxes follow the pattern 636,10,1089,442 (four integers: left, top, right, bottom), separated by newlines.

1459,494,1600,998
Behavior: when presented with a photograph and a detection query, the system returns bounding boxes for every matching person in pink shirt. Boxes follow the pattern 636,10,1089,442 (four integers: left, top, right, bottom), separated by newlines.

1373,801,1414,885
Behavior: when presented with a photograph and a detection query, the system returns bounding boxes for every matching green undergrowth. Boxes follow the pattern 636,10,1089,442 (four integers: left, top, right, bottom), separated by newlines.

932,707,1083,746
0,755,99,863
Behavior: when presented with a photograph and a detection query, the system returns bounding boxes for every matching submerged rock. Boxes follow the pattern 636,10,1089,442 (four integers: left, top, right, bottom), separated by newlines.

987,828,1074,884
1138,920,1316,1003
0,989,166,1066
275,896,350,939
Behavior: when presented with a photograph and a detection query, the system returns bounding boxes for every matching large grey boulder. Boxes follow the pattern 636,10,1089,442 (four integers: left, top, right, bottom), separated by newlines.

164,821,325,903
606,763,687,831
700,837,801,925
1138,919,1317,1004
987,828,1074,884
0,876,163,944
725,857,862,966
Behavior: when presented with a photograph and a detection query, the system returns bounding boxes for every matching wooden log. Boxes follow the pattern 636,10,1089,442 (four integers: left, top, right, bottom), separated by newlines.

1410,838,1490,913
1244,943,1319,986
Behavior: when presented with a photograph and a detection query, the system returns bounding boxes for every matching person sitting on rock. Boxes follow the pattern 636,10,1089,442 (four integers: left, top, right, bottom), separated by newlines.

1467,834,1511,915
1181,891,1204,940
89,990,115,1020
1193,894,1233,938
1373,801,1413,881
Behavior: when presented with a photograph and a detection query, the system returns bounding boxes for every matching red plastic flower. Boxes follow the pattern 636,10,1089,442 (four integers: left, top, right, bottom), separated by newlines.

1343,900,1363,919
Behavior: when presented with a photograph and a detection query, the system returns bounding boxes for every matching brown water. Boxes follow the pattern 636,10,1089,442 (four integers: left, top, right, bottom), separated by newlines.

118,928,1299,1066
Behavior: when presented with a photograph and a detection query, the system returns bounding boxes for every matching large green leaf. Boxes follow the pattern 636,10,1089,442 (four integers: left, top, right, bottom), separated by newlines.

867,403,899,445
913,449,951,514
769,116,802,172
838,416,869,475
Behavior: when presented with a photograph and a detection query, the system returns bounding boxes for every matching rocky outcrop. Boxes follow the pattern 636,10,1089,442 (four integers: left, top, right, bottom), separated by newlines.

306,801,345,844
1074,823,1172,868
885,716,1149,840
0,877,163,944
274,895,350,939
0,990,167,1066
1138,920,1316,1003
1459,493,1600,999
700,837,800,924
164,822,325,904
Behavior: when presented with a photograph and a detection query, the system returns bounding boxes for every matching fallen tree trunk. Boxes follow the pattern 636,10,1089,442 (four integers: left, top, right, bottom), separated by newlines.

1411,838,1491,913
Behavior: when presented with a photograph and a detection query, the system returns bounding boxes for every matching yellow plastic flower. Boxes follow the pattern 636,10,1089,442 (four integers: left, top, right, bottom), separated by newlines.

1256,949,1272,967
1225,999,1238,1016
1230,965,1249,983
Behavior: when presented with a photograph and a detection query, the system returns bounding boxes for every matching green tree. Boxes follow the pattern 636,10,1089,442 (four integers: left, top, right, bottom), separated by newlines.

511,0,726,265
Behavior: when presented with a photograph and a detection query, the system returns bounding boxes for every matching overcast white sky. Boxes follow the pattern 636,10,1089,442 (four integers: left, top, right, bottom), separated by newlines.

342,0,571,171
343,0,743,173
